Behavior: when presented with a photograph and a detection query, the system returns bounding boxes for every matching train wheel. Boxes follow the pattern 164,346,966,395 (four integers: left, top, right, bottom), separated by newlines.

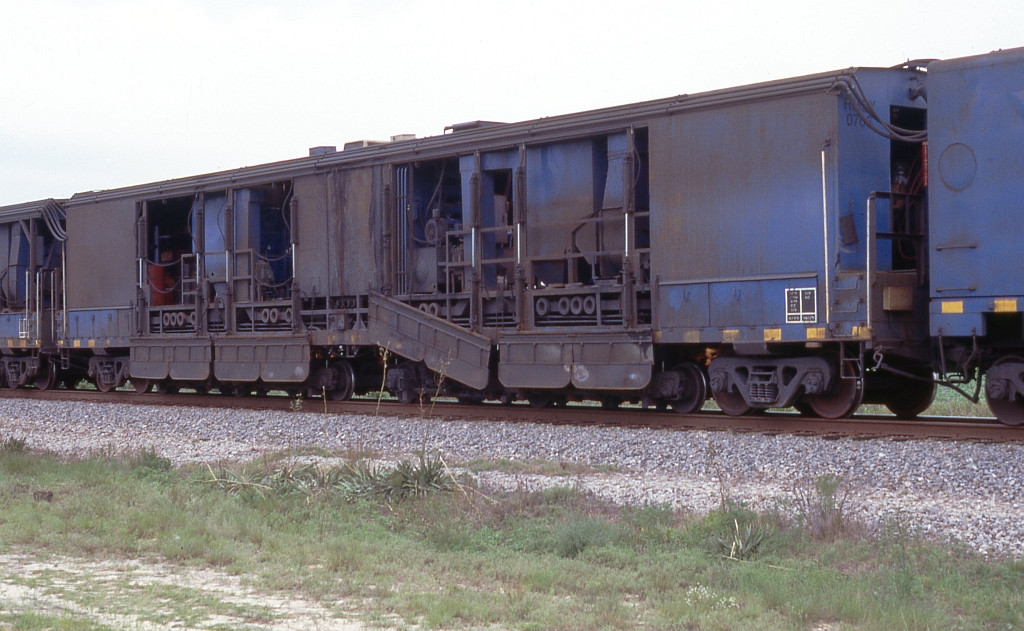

670,362,708,414
600,396,621,410
327,361,355,401
804,359,863,419
986,356,1024,426
528,392,554,409
131,378,152,394
156,381,179,395
95,378,114,393
712,388,751,416
34,364,56,391
884,366,936,419
792,398,816,417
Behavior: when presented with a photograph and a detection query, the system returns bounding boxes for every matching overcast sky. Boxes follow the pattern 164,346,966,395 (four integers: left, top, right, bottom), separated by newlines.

1,0,1020,206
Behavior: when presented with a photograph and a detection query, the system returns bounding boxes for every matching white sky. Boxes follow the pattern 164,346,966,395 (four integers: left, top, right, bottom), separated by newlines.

1,0,1020,206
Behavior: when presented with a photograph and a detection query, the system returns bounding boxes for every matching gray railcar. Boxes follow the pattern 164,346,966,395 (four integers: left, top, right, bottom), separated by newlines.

5,48,1024,424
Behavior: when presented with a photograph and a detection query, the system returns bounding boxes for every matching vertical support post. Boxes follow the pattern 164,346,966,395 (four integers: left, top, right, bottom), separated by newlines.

136,201,148,335
621,128,637,328
195,193,206,335
27,219,37,317
513,144,527,327
35,267,41,346
224,190,235,334
61,239,67,343
469,152,482,332
866,194,875,335
382,170,393,295
49,266,56,343
289,188,299,292
820,143,833,327
288,192,299,332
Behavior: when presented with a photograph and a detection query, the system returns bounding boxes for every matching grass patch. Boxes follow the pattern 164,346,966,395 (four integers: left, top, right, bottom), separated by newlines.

0,450,1021,630
1,434,28,453
926,384,992,417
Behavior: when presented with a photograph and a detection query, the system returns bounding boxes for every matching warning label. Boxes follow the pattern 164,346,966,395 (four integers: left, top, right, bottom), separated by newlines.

786,288,817,323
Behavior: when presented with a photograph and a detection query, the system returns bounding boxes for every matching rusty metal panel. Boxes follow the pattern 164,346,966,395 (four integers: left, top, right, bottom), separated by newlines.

649,90,838,335
498,332,652,390
213,336,310,383
214,340,260,381
293,168,377,299
66,308,134,341
130,337,211,381
368,293,492,390
291,174,333,296
572,338,652,389
525,140,596,285
0,314,22,343
498,338,572,388
65,198,137,309
260,338,311,382
656,283,709,342
649,92,834,287
334,168,377,295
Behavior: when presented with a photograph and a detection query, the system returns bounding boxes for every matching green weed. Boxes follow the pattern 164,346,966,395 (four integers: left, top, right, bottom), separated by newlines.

1,450,1023,631
1,435,27,453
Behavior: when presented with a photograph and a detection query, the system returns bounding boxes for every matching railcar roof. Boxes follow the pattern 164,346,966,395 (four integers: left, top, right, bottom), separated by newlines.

58,64,907,206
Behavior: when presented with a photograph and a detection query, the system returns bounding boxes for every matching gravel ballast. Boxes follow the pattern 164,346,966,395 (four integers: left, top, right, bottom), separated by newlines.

2,399,1022,558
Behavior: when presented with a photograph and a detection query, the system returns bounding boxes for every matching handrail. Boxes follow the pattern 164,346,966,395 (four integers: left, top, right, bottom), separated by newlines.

867,194,874,333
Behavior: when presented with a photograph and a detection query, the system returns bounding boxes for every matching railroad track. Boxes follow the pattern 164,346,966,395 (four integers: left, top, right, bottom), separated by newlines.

1,387,1020,443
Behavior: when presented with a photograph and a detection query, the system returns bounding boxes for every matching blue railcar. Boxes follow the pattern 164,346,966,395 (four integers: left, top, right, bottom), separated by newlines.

928,48,1024,424
651,66,931,417
0,199,65,388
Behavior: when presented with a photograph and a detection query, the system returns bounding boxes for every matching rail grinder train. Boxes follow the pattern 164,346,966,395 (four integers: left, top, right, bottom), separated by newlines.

2,47,1023,425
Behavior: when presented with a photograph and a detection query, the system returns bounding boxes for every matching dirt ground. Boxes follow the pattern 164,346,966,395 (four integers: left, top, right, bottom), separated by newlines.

0,551,393,630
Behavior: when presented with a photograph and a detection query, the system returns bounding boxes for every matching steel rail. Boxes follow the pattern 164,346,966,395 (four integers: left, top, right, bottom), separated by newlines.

0,388,1019,443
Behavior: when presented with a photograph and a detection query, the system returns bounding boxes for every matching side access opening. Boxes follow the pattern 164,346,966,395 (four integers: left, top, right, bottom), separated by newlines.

861,106,928,345
0,203,66,389
143,195,195,309
226,182,295,333
528,127,651,329
394,157,471,322
477,166,517,328
140,181,296,336
886,105,928,276
0,213,63,315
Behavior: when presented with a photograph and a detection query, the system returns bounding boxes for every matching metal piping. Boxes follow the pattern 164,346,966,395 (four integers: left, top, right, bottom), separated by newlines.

516,224,522,264
471,227,477,267
624,213,631,258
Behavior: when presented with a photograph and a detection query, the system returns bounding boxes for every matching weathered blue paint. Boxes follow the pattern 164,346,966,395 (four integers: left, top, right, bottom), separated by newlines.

928,48,1024,337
